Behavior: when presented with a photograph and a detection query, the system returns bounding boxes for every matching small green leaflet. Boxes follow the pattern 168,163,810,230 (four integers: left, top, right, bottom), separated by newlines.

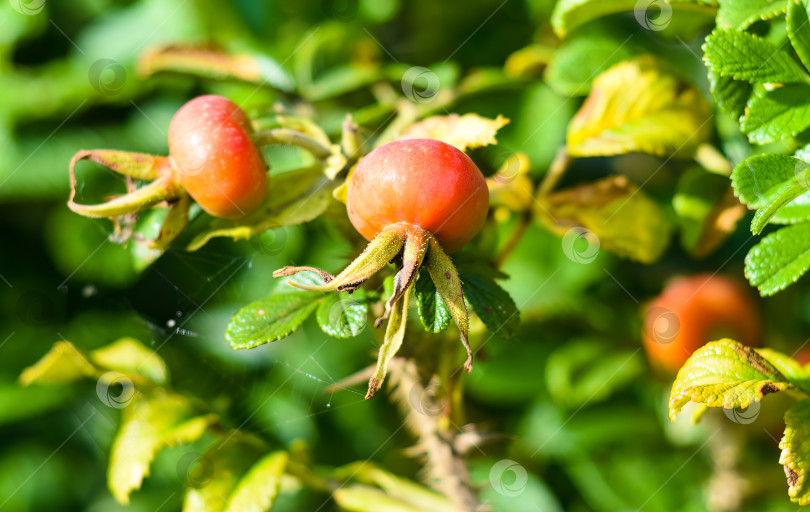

789,0,810,72
460,271,520,340
703,29,807,84
316,292,368,338
414,270,451,333
707,69,751,120
731,153,810,232
781,399,810,505
550,0,716,38
717,0,788,29
740,84,810,144
669,339,797,421
745,222,810,295
226,293,321,349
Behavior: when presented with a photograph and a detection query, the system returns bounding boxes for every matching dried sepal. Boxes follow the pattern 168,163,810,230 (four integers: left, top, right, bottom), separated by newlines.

274,223,408,292
366,283,412,399
68,150,182,219
424,237,472,372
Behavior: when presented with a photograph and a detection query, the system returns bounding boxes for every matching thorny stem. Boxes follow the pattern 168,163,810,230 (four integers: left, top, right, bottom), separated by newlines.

387,358,479,512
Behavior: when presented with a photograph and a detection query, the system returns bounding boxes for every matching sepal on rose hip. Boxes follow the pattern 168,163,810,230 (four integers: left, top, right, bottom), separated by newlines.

68,149,190,248
273,221,473,398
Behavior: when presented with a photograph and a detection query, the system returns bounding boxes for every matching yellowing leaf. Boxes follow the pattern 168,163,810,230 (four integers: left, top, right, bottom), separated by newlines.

567,56,711,158
781,399,810,505
487,152,534,212
90,337,167,386
223,451,288,512
668,339,794,422
183,434,266,512
19,341,99,385
399,113,510,152
109,392,216,504
536,175,672,263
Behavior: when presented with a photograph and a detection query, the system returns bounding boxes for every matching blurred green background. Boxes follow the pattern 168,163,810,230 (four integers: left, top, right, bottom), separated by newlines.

2,0,809,511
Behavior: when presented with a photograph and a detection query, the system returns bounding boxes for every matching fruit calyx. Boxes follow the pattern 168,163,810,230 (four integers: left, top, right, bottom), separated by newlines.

67,149,189,249
273,221,472,399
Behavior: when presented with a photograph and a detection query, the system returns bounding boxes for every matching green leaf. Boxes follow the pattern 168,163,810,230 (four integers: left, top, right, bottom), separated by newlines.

226,293,320,349
187,166,332,251
316,292,368,338
717,0,787,29
789,0,810,71
537,175,673,263
90,337,167,386
19,341,98,385
223,451,288,512
740,84,810,144
780,399,810,505
703,29,807,84
708,69,751,120
460,271,520,340
745,222,810,295
545,22,644,96
414,270,451,333
109,392,215,504
669,339,795,421
566,56,711,158
731,153,810,232
550,0,716,38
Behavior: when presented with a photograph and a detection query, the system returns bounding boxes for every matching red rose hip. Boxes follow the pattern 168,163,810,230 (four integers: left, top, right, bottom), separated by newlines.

168,95,267,219
643,273,762,374
346,138,489,253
